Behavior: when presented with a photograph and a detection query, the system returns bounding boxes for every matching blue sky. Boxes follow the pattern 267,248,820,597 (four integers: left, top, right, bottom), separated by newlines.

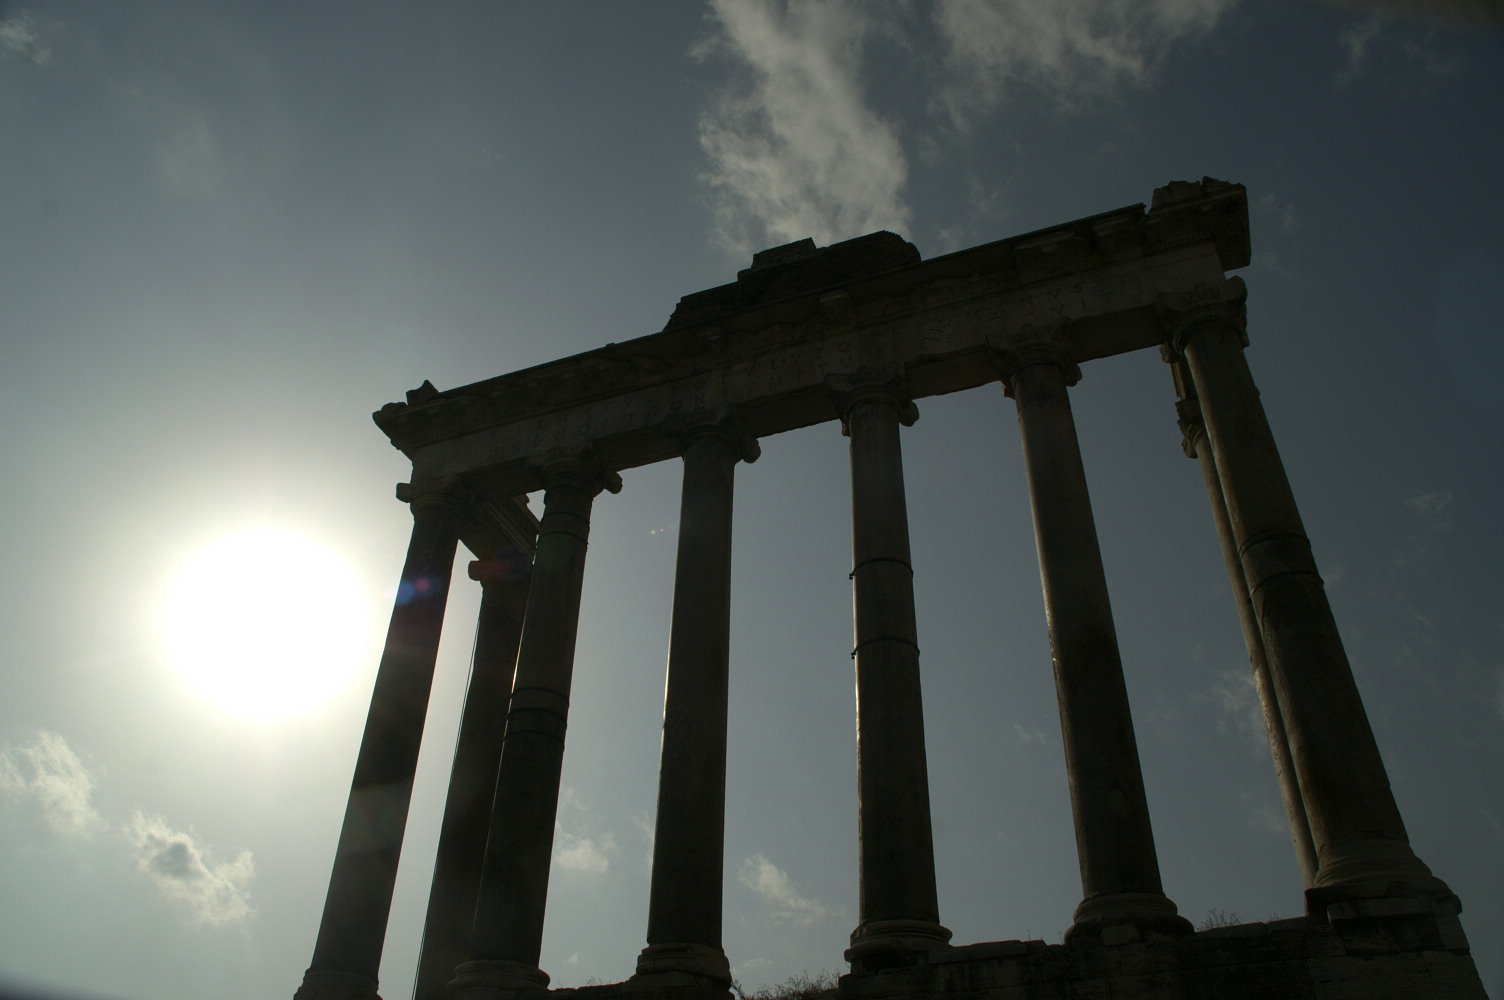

1,2,1501,998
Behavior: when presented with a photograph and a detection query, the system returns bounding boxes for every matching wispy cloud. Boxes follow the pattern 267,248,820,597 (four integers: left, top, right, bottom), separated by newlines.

0,7,52,65
738,854,833,925
932,0,1234,127
1258,192,1300,236
1404,489,1454,530
634,809,656,869
128,811,254,925
554,829,616,875
694,1,1232,255
696,0,909,253
1337,14,1386,86
1013,720,1050,745
1207,668,1262,737
1336,14,1461,89
0,730,103,836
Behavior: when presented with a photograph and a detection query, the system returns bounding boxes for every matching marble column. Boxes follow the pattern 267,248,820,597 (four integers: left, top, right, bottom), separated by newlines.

1161,279,1447,900
296,480,467,1000
994,340,1188,940
1173,385,1318,888
454,456,621,999
830,374,951,972
413,528,536,1000
635,420,759,988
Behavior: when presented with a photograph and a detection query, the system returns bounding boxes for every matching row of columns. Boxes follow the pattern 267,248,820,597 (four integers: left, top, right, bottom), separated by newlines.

297,281,1448,1000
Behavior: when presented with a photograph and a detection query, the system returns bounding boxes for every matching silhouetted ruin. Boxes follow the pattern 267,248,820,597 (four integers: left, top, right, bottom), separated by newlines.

295,180,1487,1000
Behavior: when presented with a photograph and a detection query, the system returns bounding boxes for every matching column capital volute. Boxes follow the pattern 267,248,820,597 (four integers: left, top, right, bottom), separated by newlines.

528,449,624,497
825,371,919,432
395,477,472,517
664,410,761,465
1174,396,1206,460
989,325,1081,398
1158,276,1248,360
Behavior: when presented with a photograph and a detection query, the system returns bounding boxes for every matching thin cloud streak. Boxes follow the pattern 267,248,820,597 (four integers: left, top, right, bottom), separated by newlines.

696,0,909,253
0,730,103,836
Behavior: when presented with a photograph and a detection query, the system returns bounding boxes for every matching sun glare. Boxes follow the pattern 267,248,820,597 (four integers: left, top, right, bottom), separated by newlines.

161,525,374,721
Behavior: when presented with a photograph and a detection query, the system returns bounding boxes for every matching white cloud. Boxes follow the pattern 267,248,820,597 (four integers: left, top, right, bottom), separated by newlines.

555,829,615,875
0,730,103,836
128,811,254,925
932,0,1234,127
696,0,910,253
738,853,832,925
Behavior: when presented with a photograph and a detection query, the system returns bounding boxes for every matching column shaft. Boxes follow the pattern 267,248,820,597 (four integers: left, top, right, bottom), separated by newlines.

839,382,949,970
1177,394,1318,888
637,425,756,985
1168,286,1442,895
1000,346,1186,937
412,545,534,1000
458,460,618,995
298,483,464,1000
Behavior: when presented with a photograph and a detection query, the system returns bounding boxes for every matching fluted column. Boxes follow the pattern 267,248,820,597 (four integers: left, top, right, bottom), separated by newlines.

993,339,1188,940
454,456,621,999
297,480,467,1000
634,419,759,988
1161,279,1447,902
1173,385,1318,888
829,373,950,972
413,528,536,1000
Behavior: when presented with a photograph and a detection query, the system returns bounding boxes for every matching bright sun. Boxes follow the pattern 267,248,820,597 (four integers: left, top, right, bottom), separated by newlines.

161,525,374,721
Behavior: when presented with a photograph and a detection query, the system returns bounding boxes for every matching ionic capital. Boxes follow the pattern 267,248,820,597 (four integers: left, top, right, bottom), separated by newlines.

665,410,761,465
395,477,472,517
528,449,624,498
825,371,919,433
1175,396,1207,460
989,326,1081,398
1158,277,1248,360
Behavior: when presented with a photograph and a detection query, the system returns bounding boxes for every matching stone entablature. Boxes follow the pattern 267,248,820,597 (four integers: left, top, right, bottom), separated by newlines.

374,179,1248,498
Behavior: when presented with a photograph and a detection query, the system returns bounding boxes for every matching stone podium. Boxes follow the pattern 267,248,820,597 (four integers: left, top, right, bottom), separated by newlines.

295,179,1486,1000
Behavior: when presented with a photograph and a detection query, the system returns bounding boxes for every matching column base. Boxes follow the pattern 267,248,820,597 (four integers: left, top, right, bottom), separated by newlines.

845,919,952,974
1066,892,1193,945
632,942,732,985
293,970,381,1000
448,960,551,1000
1310,839,1444,891
1306,874,1460,918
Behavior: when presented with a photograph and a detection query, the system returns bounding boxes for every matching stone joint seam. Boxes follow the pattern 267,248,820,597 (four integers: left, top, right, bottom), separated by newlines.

536,525,591,546
851,634,921,658
849,555,915,578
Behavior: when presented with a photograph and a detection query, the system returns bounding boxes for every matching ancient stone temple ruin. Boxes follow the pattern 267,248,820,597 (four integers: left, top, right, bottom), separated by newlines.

294,179,1487,1000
